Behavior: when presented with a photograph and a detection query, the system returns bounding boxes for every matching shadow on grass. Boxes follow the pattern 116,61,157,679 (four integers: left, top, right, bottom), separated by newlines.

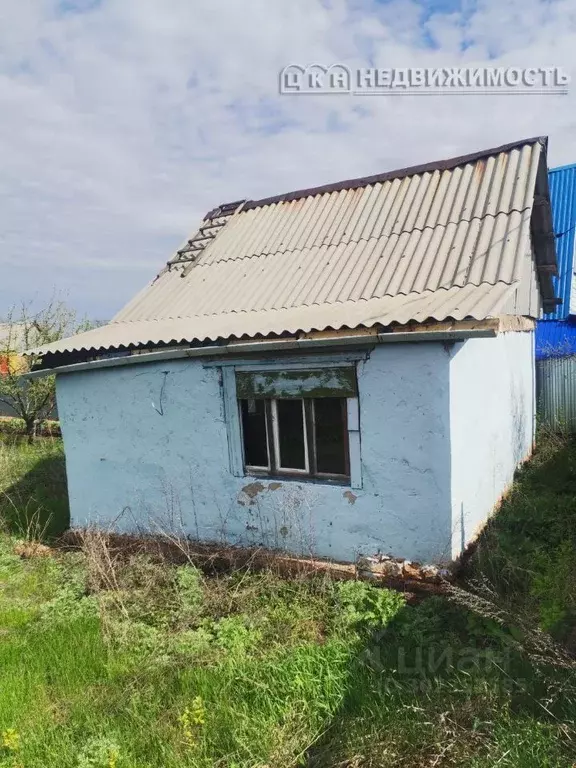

308,434,576,766
0,445,69,539
459,433,576,639
475,434,576,552
307,596,576,768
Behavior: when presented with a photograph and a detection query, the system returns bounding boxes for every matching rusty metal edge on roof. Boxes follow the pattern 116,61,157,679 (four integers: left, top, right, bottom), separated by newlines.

205,136,548,218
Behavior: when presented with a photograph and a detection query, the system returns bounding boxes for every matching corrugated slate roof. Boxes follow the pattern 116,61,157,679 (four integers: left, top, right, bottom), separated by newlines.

545,164,576,320
35,282,519,354
35,136,556,356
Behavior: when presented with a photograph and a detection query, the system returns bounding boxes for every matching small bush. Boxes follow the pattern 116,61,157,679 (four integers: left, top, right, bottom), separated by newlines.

334,580,405,630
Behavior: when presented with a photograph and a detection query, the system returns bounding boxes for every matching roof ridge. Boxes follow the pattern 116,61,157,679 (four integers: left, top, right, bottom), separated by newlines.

212,136,546,214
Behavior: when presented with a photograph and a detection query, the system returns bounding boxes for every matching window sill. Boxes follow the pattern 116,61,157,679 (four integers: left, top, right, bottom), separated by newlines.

243,469,351,488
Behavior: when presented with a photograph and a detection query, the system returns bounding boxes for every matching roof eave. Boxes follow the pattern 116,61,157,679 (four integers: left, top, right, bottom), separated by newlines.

24,325,499,379
531,140,561,314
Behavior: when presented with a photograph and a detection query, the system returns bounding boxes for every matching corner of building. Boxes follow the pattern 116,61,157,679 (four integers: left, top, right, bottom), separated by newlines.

448,327,535,560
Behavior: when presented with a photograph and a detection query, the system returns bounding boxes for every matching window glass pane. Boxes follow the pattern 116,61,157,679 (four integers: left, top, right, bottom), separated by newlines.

314,398,347,475
240,399,269,467
276,399,306,470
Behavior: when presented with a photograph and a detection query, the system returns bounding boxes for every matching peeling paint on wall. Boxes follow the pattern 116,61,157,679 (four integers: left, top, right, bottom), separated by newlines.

237,480,284,507
236,368,357,399
55,337,533,564
239,481,266,504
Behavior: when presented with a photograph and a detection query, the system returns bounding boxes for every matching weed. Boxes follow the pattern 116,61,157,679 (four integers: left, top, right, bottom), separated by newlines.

1,729,20,752
0,437,68,538
465,430,576,645
77,737,121,768
335,579,405,631
531,540,576,632
174,564,204,625
178,696,206,748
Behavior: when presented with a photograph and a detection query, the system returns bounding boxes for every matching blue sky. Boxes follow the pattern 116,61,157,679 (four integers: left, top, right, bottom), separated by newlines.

1,0,575,320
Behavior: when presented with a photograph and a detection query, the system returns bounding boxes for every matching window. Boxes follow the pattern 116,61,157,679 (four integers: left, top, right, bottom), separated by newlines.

239,396,350,481
221,364,361,487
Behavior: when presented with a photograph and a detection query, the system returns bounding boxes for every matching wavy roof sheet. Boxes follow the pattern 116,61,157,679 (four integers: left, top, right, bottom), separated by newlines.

37,136,555,356
545,164,576,320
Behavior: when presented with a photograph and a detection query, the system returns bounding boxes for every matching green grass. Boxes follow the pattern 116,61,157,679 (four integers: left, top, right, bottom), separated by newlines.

466,428,576,640
0,434,69,538
0,434,575,767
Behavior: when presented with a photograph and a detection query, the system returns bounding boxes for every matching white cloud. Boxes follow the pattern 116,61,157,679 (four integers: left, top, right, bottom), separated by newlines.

1,0,575,319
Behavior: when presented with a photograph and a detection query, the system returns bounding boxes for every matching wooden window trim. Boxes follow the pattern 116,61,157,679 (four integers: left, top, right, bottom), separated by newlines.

222,363,362,489
241,399,272,473
311,398,350,480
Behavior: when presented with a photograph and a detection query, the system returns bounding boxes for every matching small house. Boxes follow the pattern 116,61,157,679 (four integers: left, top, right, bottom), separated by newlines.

30,137,558,564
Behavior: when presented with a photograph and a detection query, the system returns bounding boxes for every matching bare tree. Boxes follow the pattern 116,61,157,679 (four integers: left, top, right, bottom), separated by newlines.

0,299,93,442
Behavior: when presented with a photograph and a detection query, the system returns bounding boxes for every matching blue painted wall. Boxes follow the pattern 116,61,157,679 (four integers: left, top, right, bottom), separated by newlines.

449,331,535,559
57,345,453,563
55,334,536,564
